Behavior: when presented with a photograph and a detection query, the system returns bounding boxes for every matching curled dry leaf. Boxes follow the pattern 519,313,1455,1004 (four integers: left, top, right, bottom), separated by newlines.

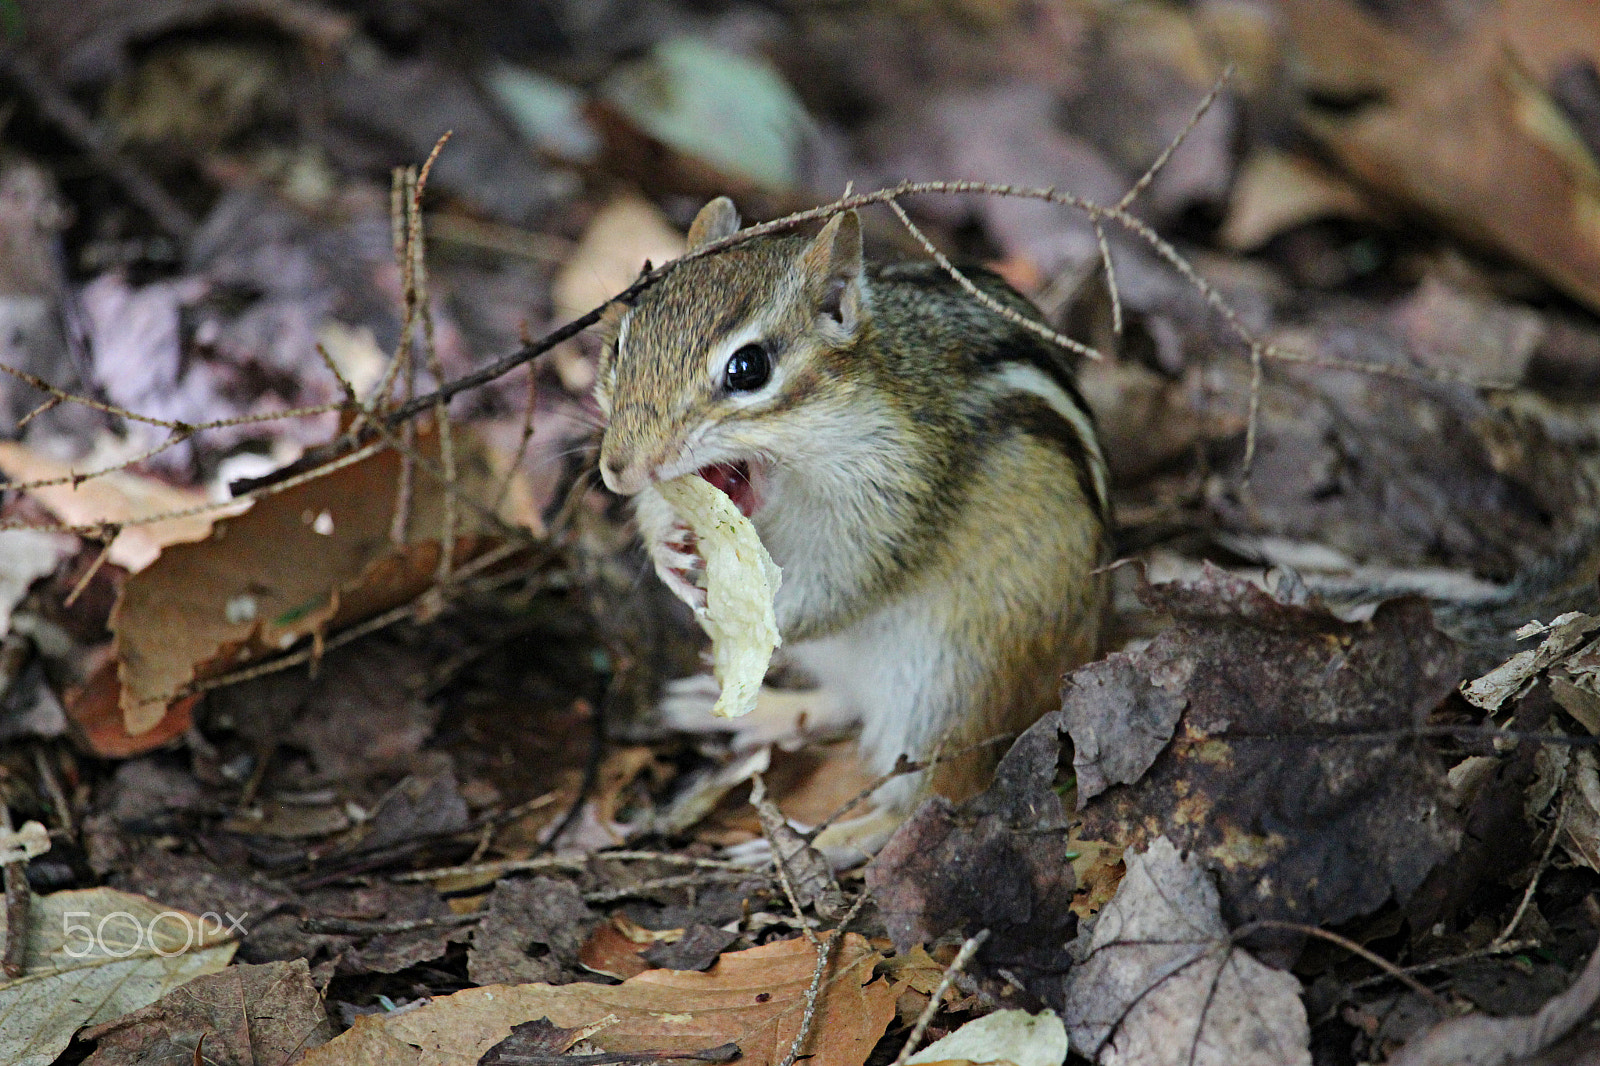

301,933,896,1066
110,428,536,734
1063,837,1310,1066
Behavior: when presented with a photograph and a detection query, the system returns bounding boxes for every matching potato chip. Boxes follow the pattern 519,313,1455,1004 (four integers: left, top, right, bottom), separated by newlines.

657,475,782,717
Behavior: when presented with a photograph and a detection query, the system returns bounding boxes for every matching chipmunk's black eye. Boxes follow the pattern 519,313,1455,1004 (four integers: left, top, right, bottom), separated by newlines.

723,343,771,392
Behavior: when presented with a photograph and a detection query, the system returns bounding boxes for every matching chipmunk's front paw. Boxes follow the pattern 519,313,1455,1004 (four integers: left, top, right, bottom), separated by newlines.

649,520,707,613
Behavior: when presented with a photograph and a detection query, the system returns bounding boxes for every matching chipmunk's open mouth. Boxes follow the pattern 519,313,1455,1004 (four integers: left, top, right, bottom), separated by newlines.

697,461,759,517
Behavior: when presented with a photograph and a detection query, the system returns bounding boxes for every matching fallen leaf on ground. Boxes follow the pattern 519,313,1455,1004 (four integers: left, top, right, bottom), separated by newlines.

81,957,332,1065
1063,837,1310,1066
0,439,236,571
905,1008,1068,1066
1074,567,1462,933
302,933,896,1066
0,887,239,1066
110,428,532,733
868,706,1078,1005
1284,0,1600,311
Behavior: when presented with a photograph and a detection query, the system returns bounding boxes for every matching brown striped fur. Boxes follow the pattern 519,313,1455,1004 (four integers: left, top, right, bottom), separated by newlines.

597,198,1110,812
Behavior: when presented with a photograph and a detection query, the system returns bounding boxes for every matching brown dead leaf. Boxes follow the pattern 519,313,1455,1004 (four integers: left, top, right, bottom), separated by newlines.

868,709,1079,1006
469,877,594,987
1220,148,1375,251
111,429,531,734
81,958,332,1065
577,915,663,981
1074,567,1463,934
1285,0,1600,311
302,933,896,1066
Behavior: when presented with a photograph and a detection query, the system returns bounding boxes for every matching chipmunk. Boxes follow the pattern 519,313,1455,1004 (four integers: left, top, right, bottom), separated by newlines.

595,196,1111,840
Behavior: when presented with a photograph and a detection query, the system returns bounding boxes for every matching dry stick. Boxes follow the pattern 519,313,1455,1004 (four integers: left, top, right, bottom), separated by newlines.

778,889,874,1066
0,359,341,434
1239,920,1449,1012
0,435,384,537
0,51,198,244
1494,787,1571,949
31,749,72,838
62,530,118,609
411,141,459,593
1091,217,1124,338
390,168,421,547
582,871,761,904
1115,64,1235,214
0,802,29,977
0,426,195,496
1347,939,1538,993
893,929,992,1066
884,196,1101,360
392,848,744,884
302,911,481,936
387,175,1514,434
14,395,60,430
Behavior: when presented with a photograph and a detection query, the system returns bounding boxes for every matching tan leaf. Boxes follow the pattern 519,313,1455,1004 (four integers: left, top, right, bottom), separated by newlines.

302,933,896,1066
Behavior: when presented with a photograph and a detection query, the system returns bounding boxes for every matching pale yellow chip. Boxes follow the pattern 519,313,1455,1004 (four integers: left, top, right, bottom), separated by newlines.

657,475,782,718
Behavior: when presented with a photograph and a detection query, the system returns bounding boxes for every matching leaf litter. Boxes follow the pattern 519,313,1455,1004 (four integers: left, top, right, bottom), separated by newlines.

1,2,1600,1065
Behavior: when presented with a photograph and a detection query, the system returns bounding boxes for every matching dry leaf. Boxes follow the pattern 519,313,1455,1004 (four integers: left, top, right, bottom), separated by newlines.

81,958,332,1065
1063,838,1310,1066
0,439,238,571
110,429,531,733
0,887,239,1066
905,1008,1067,1066
301,933,896,1066
1284,0,1600,311
1074,567,1462,934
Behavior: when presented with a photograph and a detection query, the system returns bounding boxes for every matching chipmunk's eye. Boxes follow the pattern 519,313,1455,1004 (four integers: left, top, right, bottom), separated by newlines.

723,343,771,392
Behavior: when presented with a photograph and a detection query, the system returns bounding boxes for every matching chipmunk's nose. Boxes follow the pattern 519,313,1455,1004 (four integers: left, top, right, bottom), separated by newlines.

600,454,647,496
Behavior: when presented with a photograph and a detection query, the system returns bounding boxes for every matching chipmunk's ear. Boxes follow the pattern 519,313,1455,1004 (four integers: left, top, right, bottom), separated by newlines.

801,209,864,335
686,196,740,250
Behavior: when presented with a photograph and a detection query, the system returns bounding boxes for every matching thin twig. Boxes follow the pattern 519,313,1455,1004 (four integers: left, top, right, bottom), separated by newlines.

779,890,873,1066
884,196,1101,360
413,139,459,593
893,929,992,1066
301,911,480,936
392,848,744,884
62,532,116,609
581,871,761,904
31,748,72,838
1,802,30,977
1116,64,1235,212
1091,217,1123,338
1238,920,1448,1012
1347,939,1539,993
1494,786,1570,948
